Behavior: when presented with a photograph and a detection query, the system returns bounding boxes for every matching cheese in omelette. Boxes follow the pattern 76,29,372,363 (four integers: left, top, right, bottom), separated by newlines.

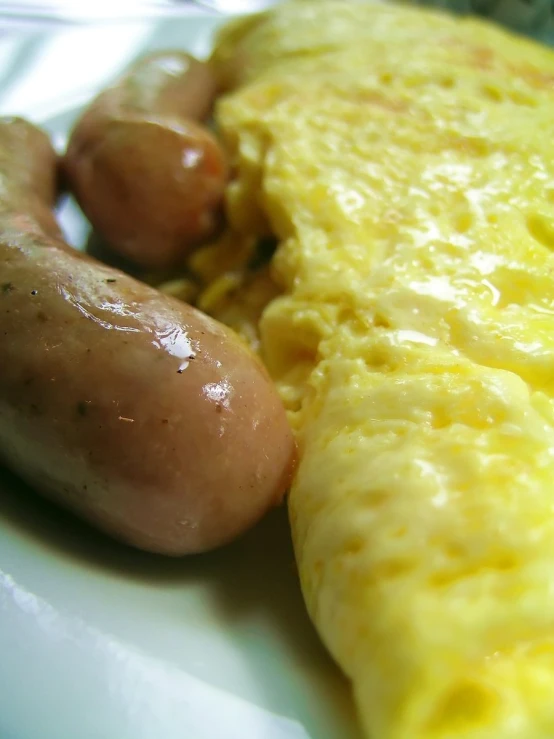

201,2,554,736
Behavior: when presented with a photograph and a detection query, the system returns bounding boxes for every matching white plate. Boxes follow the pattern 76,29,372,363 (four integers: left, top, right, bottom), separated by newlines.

0,14,361,739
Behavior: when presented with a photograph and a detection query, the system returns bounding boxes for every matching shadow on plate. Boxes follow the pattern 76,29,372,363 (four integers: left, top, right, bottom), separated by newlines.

0,463,292,584
0,465,362,736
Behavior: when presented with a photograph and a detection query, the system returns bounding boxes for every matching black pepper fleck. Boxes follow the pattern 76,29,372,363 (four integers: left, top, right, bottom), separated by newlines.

161,419,169,424
30,290,37,296
177,369,184,374
106,278,117,284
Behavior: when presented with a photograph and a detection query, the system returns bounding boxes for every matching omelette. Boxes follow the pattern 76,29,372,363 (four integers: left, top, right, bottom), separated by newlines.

193,1,554,736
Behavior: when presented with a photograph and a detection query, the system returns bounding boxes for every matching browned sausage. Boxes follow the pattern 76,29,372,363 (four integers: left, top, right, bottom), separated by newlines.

63,51,227,271
0,117,296,555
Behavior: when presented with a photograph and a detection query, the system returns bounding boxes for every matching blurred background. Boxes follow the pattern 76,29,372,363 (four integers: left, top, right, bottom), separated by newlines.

0,0,277,28
0,0,553,35
407,0,554,38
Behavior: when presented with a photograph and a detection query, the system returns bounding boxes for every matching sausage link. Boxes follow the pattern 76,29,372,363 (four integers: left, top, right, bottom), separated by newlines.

64,52,227,270
0,117,296,555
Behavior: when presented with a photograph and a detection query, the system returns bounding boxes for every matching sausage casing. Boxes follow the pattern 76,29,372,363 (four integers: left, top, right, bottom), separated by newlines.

0,118,296,555
64,52,227,270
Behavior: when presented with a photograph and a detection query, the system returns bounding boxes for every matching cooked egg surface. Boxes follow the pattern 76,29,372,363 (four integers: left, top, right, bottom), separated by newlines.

210,2,554,736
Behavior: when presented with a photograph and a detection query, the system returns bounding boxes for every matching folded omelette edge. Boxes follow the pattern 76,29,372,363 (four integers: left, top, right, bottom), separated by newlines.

209,2,554,736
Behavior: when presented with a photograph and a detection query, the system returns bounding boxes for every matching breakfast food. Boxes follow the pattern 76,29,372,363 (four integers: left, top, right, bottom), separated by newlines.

0,116,295,556
204,1,554,736
64,51,227,270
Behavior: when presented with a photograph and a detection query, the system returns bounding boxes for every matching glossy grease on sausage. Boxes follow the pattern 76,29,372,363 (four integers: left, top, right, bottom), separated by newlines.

64,51,227,270
0,117,296,555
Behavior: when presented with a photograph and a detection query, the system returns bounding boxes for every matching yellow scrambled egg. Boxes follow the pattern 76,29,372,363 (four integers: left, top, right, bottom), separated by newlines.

207,2,554,736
